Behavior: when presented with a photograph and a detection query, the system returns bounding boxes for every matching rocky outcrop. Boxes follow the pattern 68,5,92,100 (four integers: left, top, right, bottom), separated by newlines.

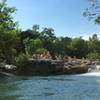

15,59,89,75
63,61,89,74
0,59,95,76
16,60,62,75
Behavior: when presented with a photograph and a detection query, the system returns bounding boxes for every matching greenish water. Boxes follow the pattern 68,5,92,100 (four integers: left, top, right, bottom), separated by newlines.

0,72,100,100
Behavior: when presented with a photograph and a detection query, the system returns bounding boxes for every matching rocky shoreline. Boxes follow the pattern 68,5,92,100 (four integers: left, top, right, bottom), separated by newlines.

0,59,100,76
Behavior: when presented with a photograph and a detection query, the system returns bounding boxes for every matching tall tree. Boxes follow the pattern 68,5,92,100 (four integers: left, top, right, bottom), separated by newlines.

41,28,56,58
0,0,19,64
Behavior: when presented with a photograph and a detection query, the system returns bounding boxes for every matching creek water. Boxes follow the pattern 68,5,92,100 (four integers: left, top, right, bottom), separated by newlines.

0,72,100,100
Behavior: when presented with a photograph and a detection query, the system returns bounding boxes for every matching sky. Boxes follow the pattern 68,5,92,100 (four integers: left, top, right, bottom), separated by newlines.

6,0,100,39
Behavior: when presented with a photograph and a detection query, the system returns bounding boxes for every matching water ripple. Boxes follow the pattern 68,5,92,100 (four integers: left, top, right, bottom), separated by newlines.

1,73,100,100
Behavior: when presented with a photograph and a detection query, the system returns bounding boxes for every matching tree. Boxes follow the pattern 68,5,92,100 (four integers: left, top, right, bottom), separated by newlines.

32,24,39,32
24,38,43,55
40,28,55,41
83,0,100,24
0,0,19,64
40,28,56,58
32,25,40,39
88,34,99,52
60,37,71,55
19,25,40,53
68,37,88,58
87,34,100,59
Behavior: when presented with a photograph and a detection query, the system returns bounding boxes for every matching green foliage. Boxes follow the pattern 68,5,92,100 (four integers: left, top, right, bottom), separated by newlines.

32,24,39,32
88,34,100,54
24,38,43,55
84,0,100,24
87,51,100,60
21,29,100,60
15,53,29,67
41,28,55,39
34,38,43,48
68,37,88,58
23,38,34,55
0,0,19,64
36,48,47,54
1,0,100,65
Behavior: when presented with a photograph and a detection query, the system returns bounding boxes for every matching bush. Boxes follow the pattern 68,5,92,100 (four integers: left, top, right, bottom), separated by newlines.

15,53,29,67
87,51,100,60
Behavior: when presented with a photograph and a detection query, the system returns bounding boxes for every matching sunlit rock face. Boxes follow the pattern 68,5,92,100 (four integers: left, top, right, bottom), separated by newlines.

0,63,17,73
5,64,16,69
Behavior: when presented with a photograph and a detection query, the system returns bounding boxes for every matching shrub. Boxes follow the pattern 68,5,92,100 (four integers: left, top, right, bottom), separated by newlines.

15,53,29,67
87,51,100,60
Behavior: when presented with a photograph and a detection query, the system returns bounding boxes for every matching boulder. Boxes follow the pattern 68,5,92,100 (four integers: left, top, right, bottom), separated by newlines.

0,63,16,73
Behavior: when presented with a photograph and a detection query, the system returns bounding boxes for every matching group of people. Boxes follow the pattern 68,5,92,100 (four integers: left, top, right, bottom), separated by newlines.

63,55,77,62
32,51,52,60
32,51,77,62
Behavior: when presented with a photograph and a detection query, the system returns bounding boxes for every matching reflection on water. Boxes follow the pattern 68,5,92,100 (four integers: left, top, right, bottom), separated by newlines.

0,73,100,100
0,76,20,100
